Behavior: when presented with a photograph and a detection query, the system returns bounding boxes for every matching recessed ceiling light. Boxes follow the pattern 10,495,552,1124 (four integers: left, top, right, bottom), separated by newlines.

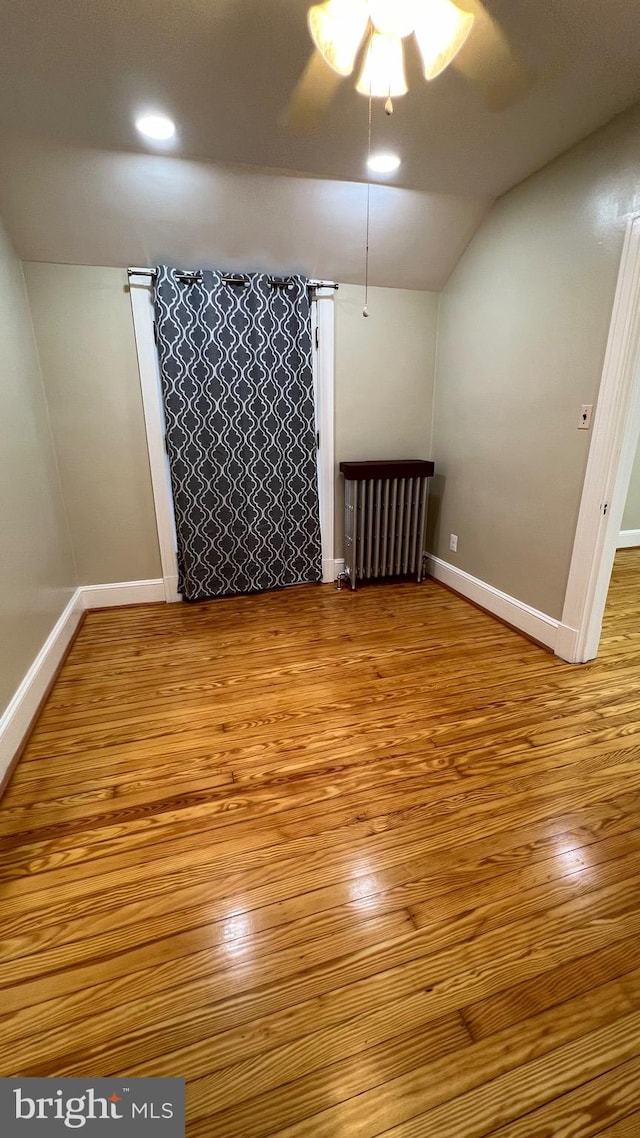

135,113,176,141
367,152,401,174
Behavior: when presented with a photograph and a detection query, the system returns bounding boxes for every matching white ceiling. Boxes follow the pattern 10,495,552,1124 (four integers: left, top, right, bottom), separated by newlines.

1,0,639,197
1,1,639,289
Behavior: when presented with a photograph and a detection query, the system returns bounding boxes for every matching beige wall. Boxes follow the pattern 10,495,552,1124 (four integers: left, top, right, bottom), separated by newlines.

22,267,437,578
622,438,640,533
23,264,161,585
335,284,439,553
430,103,640,620
0,219,75,720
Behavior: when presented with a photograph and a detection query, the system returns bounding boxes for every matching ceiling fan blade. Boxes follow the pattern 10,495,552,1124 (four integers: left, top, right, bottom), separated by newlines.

281,51,344,131
452,0,536,111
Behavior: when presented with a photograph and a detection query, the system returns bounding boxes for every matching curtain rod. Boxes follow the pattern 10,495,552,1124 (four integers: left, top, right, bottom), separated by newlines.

127,267,338,290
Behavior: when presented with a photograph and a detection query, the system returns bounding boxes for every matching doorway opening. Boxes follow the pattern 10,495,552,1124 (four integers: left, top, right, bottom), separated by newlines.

128,271,336,602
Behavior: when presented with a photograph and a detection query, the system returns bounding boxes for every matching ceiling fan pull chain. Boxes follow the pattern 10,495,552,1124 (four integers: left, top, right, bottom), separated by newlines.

363,86,373,318
385,67,393,117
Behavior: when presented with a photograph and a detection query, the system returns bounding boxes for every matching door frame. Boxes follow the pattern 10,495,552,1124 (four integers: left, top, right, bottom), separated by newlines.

311,285,336,584
129,272,180,603
557,212,640,663
128,272,336,601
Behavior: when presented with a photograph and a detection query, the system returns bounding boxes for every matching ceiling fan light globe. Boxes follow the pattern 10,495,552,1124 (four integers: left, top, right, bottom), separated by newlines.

367,0,421,38
307,0,370,76
356,32,408,97
413,0,474,80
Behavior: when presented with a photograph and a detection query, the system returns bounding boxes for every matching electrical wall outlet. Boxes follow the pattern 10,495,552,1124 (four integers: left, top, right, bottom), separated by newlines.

578,404,593,429
449,534,458,553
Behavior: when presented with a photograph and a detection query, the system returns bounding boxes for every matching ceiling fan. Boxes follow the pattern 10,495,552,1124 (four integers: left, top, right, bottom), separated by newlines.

285,0,532,127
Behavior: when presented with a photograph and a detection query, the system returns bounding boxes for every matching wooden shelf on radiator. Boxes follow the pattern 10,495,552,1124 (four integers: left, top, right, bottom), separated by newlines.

339,459,435,481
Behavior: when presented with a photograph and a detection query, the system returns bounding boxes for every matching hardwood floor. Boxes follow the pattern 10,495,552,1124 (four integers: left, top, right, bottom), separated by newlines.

2,552,640,1134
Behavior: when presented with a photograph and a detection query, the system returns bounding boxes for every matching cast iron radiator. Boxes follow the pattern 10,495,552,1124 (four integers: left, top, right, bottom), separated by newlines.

338,460,435,590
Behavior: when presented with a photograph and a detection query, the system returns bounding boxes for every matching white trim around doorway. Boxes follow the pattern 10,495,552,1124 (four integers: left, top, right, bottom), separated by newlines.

558,213,640,663
311,286,336,583
129,272,181,603
128,274,337,599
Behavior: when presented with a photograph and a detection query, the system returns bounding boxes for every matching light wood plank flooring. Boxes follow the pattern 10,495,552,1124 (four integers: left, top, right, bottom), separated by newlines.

2,552,640,1134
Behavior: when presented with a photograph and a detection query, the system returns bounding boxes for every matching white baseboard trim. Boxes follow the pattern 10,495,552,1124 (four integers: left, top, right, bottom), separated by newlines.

81,578,165,609
0,577,169,789
617,529,640,549
0,588,84,787
554,622,581,663
426,555,559,651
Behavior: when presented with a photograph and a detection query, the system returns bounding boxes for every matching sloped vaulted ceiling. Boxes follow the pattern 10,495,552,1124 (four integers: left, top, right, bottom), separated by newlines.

0,135,491,291
0,0,639,287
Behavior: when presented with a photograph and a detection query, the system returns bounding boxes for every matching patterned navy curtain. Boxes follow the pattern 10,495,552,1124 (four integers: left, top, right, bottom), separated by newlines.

153,266,322,601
